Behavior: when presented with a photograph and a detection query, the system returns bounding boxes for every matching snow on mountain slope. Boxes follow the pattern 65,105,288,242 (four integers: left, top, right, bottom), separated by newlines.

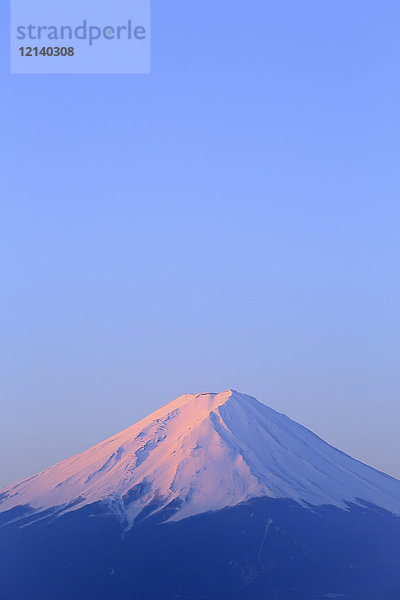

1,390,400,525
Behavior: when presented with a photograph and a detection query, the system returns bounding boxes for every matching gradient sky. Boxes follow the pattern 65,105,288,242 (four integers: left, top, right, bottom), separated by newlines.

1,1,400,488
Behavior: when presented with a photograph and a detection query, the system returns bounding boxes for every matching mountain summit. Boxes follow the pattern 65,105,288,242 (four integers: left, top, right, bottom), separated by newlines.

1,389,400,526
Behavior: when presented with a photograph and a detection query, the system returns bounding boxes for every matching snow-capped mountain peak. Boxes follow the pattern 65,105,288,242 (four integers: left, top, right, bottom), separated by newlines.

1,390,400,525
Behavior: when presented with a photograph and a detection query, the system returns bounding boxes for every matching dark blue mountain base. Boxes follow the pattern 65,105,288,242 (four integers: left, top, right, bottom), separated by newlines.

1,497,400,600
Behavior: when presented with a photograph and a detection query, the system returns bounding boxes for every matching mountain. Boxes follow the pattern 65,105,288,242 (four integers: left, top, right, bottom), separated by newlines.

1,390,400,600
2,390,399,524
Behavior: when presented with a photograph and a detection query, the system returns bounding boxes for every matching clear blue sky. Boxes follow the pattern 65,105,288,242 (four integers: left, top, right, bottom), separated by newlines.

1,1,399,487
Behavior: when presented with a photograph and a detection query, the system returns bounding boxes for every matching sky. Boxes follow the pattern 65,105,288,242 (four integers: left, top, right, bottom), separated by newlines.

1,1,399,488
